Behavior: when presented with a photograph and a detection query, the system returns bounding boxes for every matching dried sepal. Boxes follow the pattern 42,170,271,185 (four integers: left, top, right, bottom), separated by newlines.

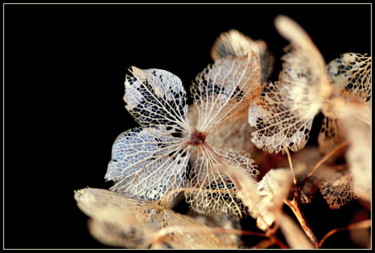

314,166,358,209
249,81,314,154
74,188,162,248
105,127,190,201
210,29,274,83
75,188,229,249
328,53,372,104
186,148,259,217
124,66,190,133
256,168,293,231
249,16,337,154
275,15,331,120
191,55,261,133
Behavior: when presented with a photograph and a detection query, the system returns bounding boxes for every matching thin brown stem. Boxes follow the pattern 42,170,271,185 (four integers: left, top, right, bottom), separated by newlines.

285,199,319,248
318,219,371,248
300,140,349,188
285,148,297,187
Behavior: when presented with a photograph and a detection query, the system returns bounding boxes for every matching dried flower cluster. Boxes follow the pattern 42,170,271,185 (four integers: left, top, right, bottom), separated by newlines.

75,15,371,249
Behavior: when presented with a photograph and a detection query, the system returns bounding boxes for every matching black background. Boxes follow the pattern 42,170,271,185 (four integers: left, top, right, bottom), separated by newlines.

4,3,371,249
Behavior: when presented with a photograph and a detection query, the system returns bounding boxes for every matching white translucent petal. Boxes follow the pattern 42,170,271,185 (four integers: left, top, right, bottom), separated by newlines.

105,127,190,201
124,67,190,133
185,147,259,217
249,81,314,154
328,53,371,103
191,56,261,133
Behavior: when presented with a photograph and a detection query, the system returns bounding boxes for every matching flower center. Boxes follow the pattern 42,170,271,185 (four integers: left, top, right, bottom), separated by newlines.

187,130,206,146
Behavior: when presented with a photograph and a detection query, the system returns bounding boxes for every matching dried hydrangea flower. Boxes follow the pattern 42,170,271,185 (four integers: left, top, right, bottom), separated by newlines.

106,53,261,217
249,15,371,155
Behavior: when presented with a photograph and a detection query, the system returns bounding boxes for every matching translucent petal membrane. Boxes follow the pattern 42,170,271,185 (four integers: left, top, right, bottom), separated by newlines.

210,29,274,83
328,53,371,103
186,147,259,217
191,56,261,133
106,128,190,201
124,67,190,133
249,81,313,154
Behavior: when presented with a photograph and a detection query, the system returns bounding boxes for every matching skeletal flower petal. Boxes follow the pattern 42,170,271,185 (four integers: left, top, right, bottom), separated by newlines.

105,127,190,201
191,56,261,133
328,53,371,104
249,81,313,154
186,147,259,217
275,15,331,121
124,67,190,133
314,166,358,209
210,29,274,83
